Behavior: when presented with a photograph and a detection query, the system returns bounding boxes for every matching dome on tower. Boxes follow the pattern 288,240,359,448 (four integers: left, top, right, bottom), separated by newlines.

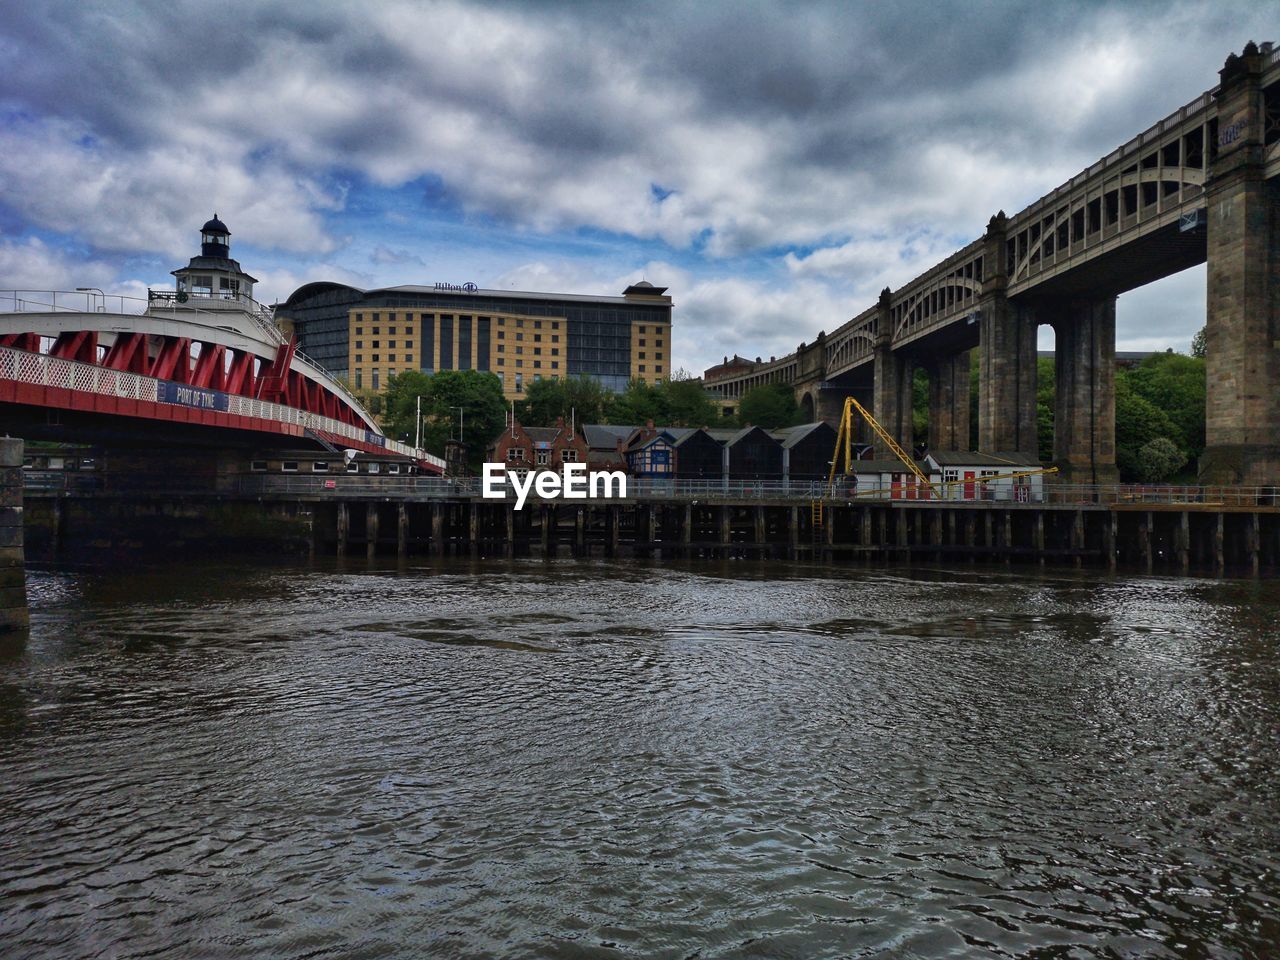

201,214,229,235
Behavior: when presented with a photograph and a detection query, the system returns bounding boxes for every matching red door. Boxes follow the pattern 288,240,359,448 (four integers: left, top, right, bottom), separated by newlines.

963,471,976,500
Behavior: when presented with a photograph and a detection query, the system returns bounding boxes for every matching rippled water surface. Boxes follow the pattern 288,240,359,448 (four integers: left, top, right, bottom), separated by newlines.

2,559,1279,959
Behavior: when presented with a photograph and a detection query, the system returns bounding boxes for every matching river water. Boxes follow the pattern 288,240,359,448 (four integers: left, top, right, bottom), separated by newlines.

1,559,1278,959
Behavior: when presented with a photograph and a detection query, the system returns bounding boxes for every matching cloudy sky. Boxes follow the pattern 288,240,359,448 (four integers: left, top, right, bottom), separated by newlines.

0,1,1272,375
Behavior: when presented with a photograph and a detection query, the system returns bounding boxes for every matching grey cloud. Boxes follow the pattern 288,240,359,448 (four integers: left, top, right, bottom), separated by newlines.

0,0,1269,365
371,245,426,266
6,1,1270,253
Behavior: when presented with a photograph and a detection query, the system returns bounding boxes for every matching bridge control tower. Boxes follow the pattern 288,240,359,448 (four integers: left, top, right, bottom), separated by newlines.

171,214,258,305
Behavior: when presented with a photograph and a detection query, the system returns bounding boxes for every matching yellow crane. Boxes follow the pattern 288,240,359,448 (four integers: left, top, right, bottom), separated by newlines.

825,396,1059,499
827,396,936,497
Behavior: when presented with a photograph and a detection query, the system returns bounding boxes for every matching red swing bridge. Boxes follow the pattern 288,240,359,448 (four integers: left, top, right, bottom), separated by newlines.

0,217,444,473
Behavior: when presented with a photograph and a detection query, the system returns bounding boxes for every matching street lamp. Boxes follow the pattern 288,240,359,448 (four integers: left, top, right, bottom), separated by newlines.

414,395,424,449
76,287,104,312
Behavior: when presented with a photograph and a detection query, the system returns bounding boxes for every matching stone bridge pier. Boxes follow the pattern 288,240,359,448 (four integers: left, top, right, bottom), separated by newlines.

1201,44,1280,484
1045,298,1118,483
921,350,971,453
872,292,916,458
975,206,1120,481
977,291,1038,458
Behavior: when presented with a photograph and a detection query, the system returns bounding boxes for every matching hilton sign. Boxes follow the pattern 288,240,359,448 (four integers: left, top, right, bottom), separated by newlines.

434,282,479,293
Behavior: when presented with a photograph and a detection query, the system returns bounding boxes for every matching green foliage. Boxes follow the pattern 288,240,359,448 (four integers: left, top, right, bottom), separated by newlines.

605,379,666,425
663,377,720,427
382,369,506,469
1135,436,1186,483
738,382,802,429
605,377,718,428
1035,357,1055,463
1114,374,1179,481
1190,326,1206,359
1124,353,1205,462
911,368,928,447
515,375,609,427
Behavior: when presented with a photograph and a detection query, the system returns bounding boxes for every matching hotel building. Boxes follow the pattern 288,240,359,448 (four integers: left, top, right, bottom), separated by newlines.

276,281,673,400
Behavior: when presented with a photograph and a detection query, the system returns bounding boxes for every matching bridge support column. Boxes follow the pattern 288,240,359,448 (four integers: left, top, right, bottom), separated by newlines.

397,503,408,557
925,350,971,452
871,288,916,456
1201,45,1280,484
0,438,27,632
978,293,1037,456
872,349,915,457
1049,298,1118,483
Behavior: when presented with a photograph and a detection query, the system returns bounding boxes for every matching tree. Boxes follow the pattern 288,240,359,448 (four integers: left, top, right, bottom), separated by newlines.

516,375,610,427
663,376,718,427
1135,436,1186,483
606,379,666,425
1036,356,1055,463
604,376,718,427
381,370,434,441
911,368,929,447
1124,352,1205,464
1114,375,1179,481
382,369,506,469
737,382,800,429
1190,326,1206,359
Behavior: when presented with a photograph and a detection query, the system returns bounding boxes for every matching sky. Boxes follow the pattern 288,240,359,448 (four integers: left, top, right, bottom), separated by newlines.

0,0,1274,376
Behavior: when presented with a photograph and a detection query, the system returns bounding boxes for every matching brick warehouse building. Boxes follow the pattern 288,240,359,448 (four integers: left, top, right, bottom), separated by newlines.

275,281,672,401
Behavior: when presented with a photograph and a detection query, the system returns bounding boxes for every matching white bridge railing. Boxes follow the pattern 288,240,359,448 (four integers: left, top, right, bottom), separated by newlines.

0,346,443,470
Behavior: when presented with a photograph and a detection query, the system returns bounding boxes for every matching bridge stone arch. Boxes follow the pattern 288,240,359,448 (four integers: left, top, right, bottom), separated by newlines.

798,389,816,423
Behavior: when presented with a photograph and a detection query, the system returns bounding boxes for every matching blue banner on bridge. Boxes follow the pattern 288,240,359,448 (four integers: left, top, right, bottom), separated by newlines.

158,382,230,412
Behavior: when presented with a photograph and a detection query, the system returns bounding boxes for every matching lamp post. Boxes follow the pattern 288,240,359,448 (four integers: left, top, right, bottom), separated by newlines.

76,287,105,312
414,395,424,449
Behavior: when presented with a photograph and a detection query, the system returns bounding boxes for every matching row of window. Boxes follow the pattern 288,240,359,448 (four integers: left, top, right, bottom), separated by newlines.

354,313,562,331
353,327,414,336
249,460,409,475
496,345,558,356
494,358,558,370
505,448,580,463
354,354,413,364
353,340,413,348
496,332,560,343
